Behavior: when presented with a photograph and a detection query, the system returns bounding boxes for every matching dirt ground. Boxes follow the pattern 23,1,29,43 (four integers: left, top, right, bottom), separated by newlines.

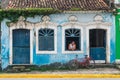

15,68,120,74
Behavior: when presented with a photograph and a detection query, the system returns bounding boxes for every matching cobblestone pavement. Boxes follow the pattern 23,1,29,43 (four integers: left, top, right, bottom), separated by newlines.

4,68,120,74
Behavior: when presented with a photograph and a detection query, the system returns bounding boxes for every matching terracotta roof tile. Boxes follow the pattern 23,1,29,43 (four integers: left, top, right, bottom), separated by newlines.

6,0,110,10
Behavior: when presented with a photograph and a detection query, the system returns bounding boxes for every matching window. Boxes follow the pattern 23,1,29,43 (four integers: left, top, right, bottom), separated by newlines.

36,27,57,54
38,28,54,51
62,27,83,54
61,15,83,54
65,28,81,51
35,16,57,54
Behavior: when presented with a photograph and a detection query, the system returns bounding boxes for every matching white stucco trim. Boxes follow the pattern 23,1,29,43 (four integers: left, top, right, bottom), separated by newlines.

35,16,58,54
9,16,34,65
62,26,84,54
62,15,84,54
86,23,111,63
94,60,106,63
63,11,106,14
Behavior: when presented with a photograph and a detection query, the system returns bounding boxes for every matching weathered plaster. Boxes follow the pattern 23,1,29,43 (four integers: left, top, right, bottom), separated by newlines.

1,12,115,69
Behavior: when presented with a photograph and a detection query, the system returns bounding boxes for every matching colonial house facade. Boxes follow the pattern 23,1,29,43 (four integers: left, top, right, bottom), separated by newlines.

1,0,115,69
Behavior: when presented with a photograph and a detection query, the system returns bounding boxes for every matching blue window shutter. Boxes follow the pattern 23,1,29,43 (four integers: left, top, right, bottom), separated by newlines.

47,36,54,50
39,36,45,50
38,28,54,51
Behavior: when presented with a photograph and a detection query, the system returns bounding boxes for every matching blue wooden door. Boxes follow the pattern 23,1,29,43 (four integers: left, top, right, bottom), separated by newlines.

89,29,106,60
12,29,30,64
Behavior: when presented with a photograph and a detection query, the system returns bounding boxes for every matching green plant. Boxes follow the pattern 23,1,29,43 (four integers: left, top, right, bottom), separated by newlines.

0,8,61,22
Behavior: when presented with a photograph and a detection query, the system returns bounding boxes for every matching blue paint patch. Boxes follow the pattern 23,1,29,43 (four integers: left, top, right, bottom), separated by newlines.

34,55,50,65
1,20,10,69
110,40,116,63
90,48,106,60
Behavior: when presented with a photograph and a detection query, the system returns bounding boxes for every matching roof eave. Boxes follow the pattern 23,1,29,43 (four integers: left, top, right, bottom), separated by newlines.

63,10,114,13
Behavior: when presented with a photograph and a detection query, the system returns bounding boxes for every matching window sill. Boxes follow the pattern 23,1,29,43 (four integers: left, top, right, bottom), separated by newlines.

62,51,84,54
36,51,57,54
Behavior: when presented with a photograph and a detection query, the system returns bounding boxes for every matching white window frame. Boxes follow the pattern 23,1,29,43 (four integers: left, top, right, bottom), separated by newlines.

35,16,57,54
62,26,83,54
86,15,111,63
86,26,110,63
9,16,34,65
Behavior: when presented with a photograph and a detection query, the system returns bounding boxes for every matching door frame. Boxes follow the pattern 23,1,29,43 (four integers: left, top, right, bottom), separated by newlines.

86,27,110,63
9,23,33,65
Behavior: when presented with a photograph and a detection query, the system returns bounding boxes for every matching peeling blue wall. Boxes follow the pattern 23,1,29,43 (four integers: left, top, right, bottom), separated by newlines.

1,12,115,69
1,19,10,69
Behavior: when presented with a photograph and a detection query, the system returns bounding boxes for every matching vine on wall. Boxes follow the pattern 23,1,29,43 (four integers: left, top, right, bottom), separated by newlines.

0,8,61,22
